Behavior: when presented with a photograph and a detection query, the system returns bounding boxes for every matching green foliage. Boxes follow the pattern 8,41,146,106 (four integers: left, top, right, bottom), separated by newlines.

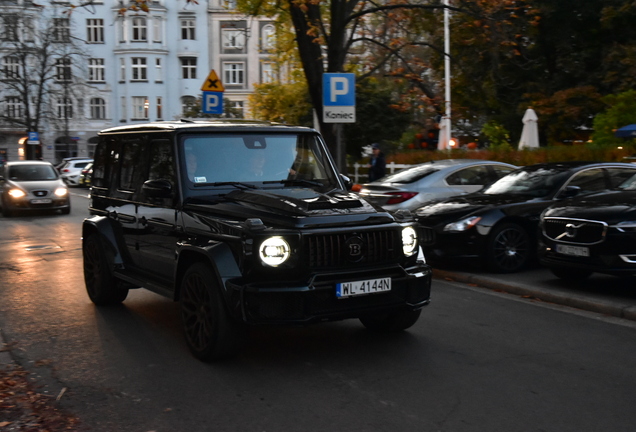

248,80,313,126
591,89,636,146
343,78,411,158
481,120,513,151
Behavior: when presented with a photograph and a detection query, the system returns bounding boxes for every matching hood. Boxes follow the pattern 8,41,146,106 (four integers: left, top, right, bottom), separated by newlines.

6,179,66,192
415,193,539,223
544,190,636,224
184,187,395,229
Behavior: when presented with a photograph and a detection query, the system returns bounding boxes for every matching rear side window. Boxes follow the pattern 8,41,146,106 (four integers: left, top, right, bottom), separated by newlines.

119,138,143,191
445,165,490,186
608,167,636,188
567,168,606,193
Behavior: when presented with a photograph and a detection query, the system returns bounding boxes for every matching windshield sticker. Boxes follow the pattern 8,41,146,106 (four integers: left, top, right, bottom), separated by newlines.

194,176,207,183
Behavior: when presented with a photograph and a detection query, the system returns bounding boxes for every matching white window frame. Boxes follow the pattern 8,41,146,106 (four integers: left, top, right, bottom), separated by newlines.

88,58,105,82
55,58,72,82
261,61,274,83
156,96,163,119
261,24,275,51
155,58,162,82
86,19,104,43
2,56,20,80
57,97,73,119
223,0,237,10
181,19,195,40
119,58,126,81
131,57,147,81
2,15,19,42
5,96,22,118
152,16,162,42
131,17,147,42
181,96,196,115
90,98,106,119
53,18,70,42
222,29,245,50
180,57,197,79
223,62,245,85
132,96,148,119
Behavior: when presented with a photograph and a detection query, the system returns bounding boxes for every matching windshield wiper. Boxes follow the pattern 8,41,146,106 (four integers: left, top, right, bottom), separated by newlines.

194,181,257,189
263,179,324,187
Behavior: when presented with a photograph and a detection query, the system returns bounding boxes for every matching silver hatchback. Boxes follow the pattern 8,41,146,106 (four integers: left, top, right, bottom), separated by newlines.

358,159,517,212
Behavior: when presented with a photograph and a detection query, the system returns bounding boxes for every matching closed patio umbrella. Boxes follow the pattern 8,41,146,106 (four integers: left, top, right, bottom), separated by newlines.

518,108,539,149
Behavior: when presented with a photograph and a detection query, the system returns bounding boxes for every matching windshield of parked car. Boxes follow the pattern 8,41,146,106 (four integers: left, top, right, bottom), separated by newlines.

8,165,58,181
181,132,339,190
377,164,440,184
618,173,636,190
481,166,571,197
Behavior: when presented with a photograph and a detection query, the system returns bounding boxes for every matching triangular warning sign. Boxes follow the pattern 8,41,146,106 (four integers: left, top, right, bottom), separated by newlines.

201,70,225,92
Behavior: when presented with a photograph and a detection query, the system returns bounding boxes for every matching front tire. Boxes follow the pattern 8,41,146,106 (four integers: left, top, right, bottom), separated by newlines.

486,223,531,273
83,233,128,305
180,263,245,361
360,309,422,332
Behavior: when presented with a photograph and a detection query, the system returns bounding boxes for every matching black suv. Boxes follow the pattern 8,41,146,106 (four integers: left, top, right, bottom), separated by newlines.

82,120,431,361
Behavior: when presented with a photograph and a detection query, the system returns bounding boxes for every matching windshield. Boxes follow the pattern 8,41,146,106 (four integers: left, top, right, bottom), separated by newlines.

8,165,58,181
481,166,570,198
181,132,339,189
377,164,440,184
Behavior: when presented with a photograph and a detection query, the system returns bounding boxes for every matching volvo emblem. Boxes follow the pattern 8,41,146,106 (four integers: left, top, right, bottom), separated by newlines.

565,223,582,238
345,236,365,262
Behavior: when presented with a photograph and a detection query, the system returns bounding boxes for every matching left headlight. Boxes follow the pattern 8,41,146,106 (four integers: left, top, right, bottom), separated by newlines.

54,187,68,197
259,236,291,267
402,226,418,257
8,189,26,199
444,216,482,232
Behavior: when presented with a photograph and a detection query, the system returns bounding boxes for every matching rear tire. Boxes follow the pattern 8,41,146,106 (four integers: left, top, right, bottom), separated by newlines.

180,263,246,361
83,233,129,305
550,266,592,281
360,309,422,332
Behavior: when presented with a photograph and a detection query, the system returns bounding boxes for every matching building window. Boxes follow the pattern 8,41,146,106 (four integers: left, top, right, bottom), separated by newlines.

88,58,105,82
180,57,197,79
57,98,73,119
90,98,106,119
262,62,274,83
222,29,245,50
2,56,20,80
261,24,275,51
222,0,237,9
156,96,162,119
131,17,147,41
181,19,195,40
152,16,162,42
223,62,244,85
87,19,104,43
53,18,70,42
119,58,126,81
132,96,149,119
118,19,127,42
55,58,72,82
5,96,22,118
131,57,147,81
181,96,196,115
228,100,244,118
1,15,19,41
120,96,126,120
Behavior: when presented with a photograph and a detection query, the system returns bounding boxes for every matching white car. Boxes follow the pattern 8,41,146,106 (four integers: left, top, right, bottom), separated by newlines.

59,158,93,186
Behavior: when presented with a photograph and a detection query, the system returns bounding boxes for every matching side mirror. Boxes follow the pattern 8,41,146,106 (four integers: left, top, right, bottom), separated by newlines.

142,179,172,198
559,185,581,199
340,174,353,190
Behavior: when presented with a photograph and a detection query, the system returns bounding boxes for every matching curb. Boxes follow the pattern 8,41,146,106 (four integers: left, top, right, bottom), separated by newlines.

433,269,636,322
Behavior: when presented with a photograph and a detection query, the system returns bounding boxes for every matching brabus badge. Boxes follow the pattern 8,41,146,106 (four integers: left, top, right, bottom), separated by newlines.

345,236,365,262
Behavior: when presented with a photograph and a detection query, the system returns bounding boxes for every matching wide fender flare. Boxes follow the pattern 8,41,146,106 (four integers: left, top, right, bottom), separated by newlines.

176,242,241,299
82,215,125,267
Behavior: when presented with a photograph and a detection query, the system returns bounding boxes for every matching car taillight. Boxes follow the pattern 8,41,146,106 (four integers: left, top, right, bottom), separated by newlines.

63,169,70,172
385,192,418,204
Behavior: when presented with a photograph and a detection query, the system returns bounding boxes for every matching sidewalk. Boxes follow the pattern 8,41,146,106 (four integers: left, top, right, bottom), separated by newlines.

433,266,636,322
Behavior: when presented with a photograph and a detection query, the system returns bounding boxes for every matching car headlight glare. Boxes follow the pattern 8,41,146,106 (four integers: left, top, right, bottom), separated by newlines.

444,216,482,232
8,189,26,199
54,187,68,197
259,237,290,266
402,226,418,256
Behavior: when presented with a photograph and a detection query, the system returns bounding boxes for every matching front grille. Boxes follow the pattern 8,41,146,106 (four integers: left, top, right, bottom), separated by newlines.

303,230,399,268
543,217,607,244
32,190,49,197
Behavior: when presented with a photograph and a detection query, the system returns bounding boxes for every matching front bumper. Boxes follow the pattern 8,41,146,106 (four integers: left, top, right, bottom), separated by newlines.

226,263,432,325
2,196,70,212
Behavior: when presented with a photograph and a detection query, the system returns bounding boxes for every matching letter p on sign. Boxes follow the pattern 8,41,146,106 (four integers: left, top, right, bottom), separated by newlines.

322,73,356,123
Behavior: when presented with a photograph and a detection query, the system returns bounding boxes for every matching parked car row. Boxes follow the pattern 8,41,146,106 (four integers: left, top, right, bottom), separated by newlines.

56,157,93,187
361,160,636,279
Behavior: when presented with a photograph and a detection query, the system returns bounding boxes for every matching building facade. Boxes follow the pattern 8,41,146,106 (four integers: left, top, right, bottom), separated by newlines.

0,0,274,164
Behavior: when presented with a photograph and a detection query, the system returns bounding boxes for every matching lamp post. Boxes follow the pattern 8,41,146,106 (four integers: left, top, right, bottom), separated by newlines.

438,0,452,150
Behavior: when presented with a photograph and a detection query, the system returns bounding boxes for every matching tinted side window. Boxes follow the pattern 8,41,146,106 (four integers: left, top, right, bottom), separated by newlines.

92,139,120,188
144,139,176,206
446,166,490,186
491,165,515,180
119,138,143,191
567,168,606,193
607,168,636,188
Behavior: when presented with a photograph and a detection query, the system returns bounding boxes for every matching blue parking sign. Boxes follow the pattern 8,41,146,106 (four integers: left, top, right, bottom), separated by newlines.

323,73,355,106
28,132,39,141
202,91,223,114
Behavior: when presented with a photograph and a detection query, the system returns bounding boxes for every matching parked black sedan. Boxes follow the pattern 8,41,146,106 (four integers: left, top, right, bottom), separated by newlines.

539,173,636,280
415,162,636,273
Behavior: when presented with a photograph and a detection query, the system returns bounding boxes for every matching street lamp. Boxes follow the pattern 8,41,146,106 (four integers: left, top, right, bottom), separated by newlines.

438,0,452,150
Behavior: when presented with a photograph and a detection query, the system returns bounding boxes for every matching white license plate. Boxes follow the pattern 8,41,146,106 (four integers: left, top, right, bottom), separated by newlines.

556,244,589,257
31,199,52,204
336,277,391,298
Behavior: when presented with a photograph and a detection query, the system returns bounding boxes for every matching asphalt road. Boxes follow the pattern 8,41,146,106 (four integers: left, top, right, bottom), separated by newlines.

1,192,636,431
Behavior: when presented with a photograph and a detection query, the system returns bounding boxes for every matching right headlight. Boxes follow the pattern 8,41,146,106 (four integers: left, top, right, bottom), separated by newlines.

259,236,291,267
444,216,482,232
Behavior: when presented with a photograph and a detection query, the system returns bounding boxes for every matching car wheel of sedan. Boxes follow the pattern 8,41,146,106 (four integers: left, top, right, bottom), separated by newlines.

360,309,422,332
550,266,593,281
180,263,246,362
83,233,129,305
486,223,530,273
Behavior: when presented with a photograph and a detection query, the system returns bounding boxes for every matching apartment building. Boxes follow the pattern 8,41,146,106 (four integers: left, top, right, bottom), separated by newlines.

0,0,275,163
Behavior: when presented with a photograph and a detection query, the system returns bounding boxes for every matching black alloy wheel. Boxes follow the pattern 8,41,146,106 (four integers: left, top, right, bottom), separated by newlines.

486,223,530,273
180,263,245,361
83,233,129,305
359,309,422,332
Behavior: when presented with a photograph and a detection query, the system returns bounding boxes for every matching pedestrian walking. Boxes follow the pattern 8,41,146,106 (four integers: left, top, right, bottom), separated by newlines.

367,143,386,182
